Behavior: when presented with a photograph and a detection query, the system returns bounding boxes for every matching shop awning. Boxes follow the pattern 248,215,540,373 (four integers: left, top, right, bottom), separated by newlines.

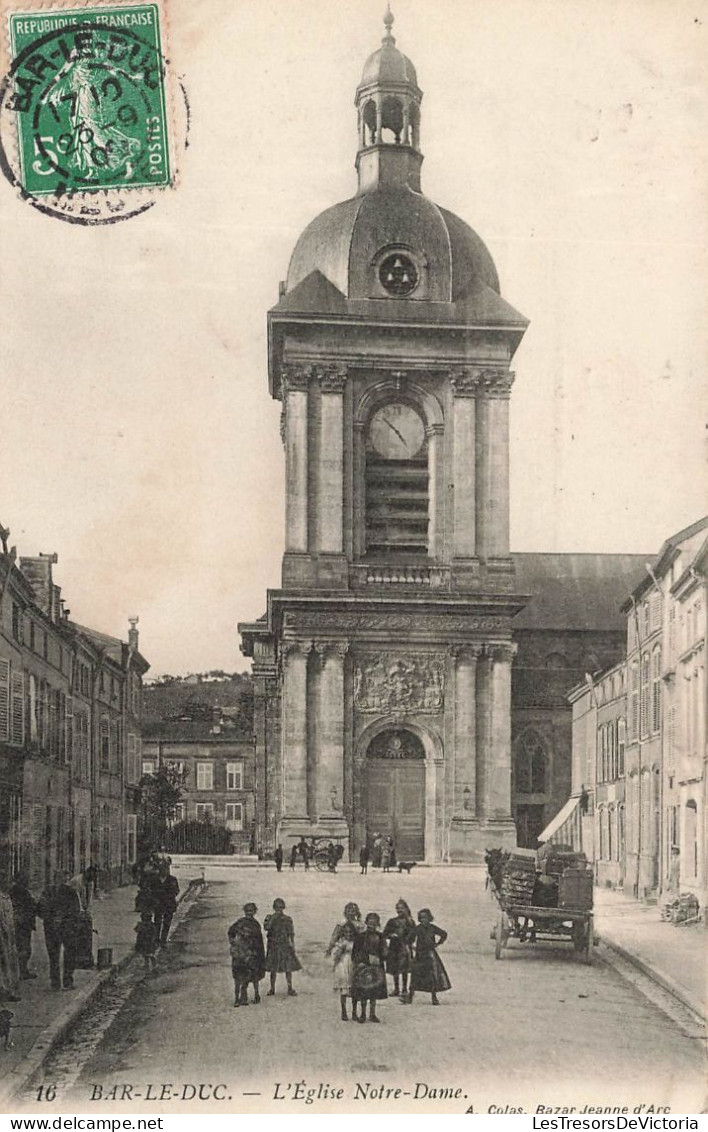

538,796,580,844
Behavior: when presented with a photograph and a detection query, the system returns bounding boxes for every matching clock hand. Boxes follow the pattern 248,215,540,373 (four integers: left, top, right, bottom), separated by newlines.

384,419,407,445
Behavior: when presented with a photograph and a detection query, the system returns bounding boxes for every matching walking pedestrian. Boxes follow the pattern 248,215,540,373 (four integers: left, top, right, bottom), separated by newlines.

325,902,362,1022
381,841,392,873
351,911,388,1023
274,844,284,873
371,834,383,869
264,898,301,997
228,903,265,1007
36,871,83,991
383,898,416,998
387,836,396,869
404,908,451,1007
289,845,298,871
156,866,180,946
359,845,369,875
10,872,37,980
0,887,21,1002
134,910,158,972
297,838,310,871
82,862,98,907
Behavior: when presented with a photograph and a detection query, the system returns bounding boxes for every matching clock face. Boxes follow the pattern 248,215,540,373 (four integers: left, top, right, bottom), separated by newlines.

379,253,418,296
369,403,425,460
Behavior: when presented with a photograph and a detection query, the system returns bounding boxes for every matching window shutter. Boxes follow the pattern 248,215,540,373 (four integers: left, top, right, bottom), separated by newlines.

0,658,9,742
66,695,73,763
11,670,24,745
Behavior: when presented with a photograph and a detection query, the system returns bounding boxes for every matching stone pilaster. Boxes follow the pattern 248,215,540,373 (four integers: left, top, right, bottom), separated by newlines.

426,423,444,558
282,366,309,554
475,369,514,560
316,366,347,554
452,644,483,817
280,640,309,820
450,369,479,558
314,643,348,825
487,641,517,820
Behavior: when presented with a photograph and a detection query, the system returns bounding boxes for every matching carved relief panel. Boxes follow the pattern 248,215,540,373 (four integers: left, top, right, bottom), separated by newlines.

353,652,445,714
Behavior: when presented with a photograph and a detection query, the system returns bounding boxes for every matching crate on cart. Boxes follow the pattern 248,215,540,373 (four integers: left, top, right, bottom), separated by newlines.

558,867,593,911
500,852,537,906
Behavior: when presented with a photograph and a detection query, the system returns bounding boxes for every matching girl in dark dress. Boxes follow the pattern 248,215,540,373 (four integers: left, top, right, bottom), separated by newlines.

383,898,416,998
228,902,266,1007
264,898,301,996
351,911,388,1023
405,907,451,1006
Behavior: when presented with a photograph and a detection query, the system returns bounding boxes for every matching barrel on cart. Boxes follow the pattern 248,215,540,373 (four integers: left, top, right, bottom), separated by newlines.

487,848,596,964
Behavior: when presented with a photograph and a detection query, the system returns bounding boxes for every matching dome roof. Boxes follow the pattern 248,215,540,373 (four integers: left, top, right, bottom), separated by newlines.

360,40,418,88
286,187,500,303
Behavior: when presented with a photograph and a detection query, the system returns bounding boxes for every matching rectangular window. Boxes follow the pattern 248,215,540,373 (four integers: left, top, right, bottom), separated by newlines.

617,718,626,777
226,762,243,791
11,670,24,746
11,603,23,643
29,622,35,651
100,716,110,770
639,653,650,738
126,814,137,865
196,762,214,791
173,802,186,825
127,734,137,784
195,803,214,822
142,759,156,777
651,648,662,733
629,663,639,741
0,658,10,742
225,802,243,831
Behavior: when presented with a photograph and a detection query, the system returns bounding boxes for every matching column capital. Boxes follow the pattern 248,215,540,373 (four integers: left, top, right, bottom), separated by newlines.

317,363,349,394
281,639,310,659
477,369,515,399
314,640,349,659
449,643,484,662
488,641,518,664
282,364,311,393
449,367,481,397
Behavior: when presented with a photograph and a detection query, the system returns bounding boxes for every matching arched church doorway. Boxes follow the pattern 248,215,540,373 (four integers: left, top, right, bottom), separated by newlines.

365,728,425,860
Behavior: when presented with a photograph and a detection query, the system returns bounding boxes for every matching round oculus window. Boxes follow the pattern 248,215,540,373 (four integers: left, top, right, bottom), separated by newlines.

378,253,418,296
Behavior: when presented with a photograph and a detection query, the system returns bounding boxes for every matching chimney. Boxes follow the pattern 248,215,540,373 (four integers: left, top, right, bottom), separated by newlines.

128,616,139,650
19,552,57,618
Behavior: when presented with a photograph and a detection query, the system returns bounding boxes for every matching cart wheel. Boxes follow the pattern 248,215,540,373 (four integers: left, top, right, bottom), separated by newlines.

495,911,510,959
314,852,329,872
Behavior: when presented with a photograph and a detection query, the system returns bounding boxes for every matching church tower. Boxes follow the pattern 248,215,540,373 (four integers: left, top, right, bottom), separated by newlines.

240,9,529,862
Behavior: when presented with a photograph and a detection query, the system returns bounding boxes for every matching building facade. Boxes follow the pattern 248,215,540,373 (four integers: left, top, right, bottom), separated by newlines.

240,13,530,862
0,541,148,891
551,517,708,913
142,708,255,855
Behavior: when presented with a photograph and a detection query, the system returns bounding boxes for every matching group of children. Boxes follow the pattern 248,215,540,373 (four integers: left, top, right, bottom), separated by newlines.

226,897,450,1022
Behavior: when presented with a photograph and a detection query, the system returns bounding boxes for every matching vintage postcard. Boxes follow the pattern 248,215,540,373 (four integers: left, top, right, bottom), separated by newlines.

0,0,706,1120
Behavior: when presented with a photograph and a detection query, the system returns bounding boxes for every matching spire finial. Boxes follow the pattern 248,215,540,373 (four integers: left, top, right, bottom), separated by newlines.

383,4,395,43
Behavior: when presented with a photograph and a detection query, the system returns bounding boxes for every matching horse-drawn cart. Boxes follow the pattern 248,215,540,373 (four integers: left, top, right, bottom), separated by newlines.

487,847,596,964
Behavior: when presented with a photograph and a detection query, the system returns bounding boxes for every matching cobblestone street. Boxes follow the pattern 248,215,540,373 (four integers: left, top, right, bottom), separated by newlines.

21,867,706,1115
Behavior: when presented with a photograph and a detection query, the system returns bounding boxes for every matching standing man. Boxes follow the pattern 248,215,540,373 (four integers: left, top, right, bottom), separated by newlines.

37,871,82,990
359,844,369,875
9,872,37,980
273,844,284,873
156,866,180,947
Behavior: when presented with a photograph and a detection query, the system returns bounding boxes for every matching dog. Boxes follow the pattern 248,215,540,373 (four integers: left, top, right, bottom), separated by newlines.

397,862,417,875
0,1009,15,1050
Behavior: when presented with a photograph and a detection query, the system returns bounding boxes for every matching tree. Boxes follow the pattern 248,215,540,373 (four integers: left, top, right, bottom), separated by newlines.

138,763,186,850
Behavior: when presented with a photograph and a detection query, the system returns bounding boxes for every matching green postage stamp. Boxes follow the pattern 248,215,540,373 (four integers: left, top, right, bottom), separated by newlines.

1,2,173,220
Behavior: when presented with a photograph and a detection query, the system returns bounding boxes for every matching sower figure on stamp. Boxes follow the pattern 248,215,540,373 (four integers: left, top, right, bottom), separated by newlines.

36,871,82,991
404,908,451,1007
228,903,265,1007
264,898,301,997
351,912,388,1023
10,871,37,980
325,902,362,1021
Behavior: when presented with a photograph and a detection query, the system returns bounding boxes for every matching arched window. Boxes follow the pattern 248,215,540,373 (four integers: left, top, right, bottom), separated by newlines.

381,96,404,144
651,646,661,733
608,804,615,861
365,401,429,556
409,103,420,149
362,99,377,146
598,806,606,860
618,804,625,860
617,717,626,776
516,731,547,795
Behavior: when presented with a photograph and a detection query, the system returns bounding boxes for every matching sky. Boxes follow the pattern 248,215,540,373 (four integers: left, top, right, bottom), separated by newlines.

1,0,706,677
